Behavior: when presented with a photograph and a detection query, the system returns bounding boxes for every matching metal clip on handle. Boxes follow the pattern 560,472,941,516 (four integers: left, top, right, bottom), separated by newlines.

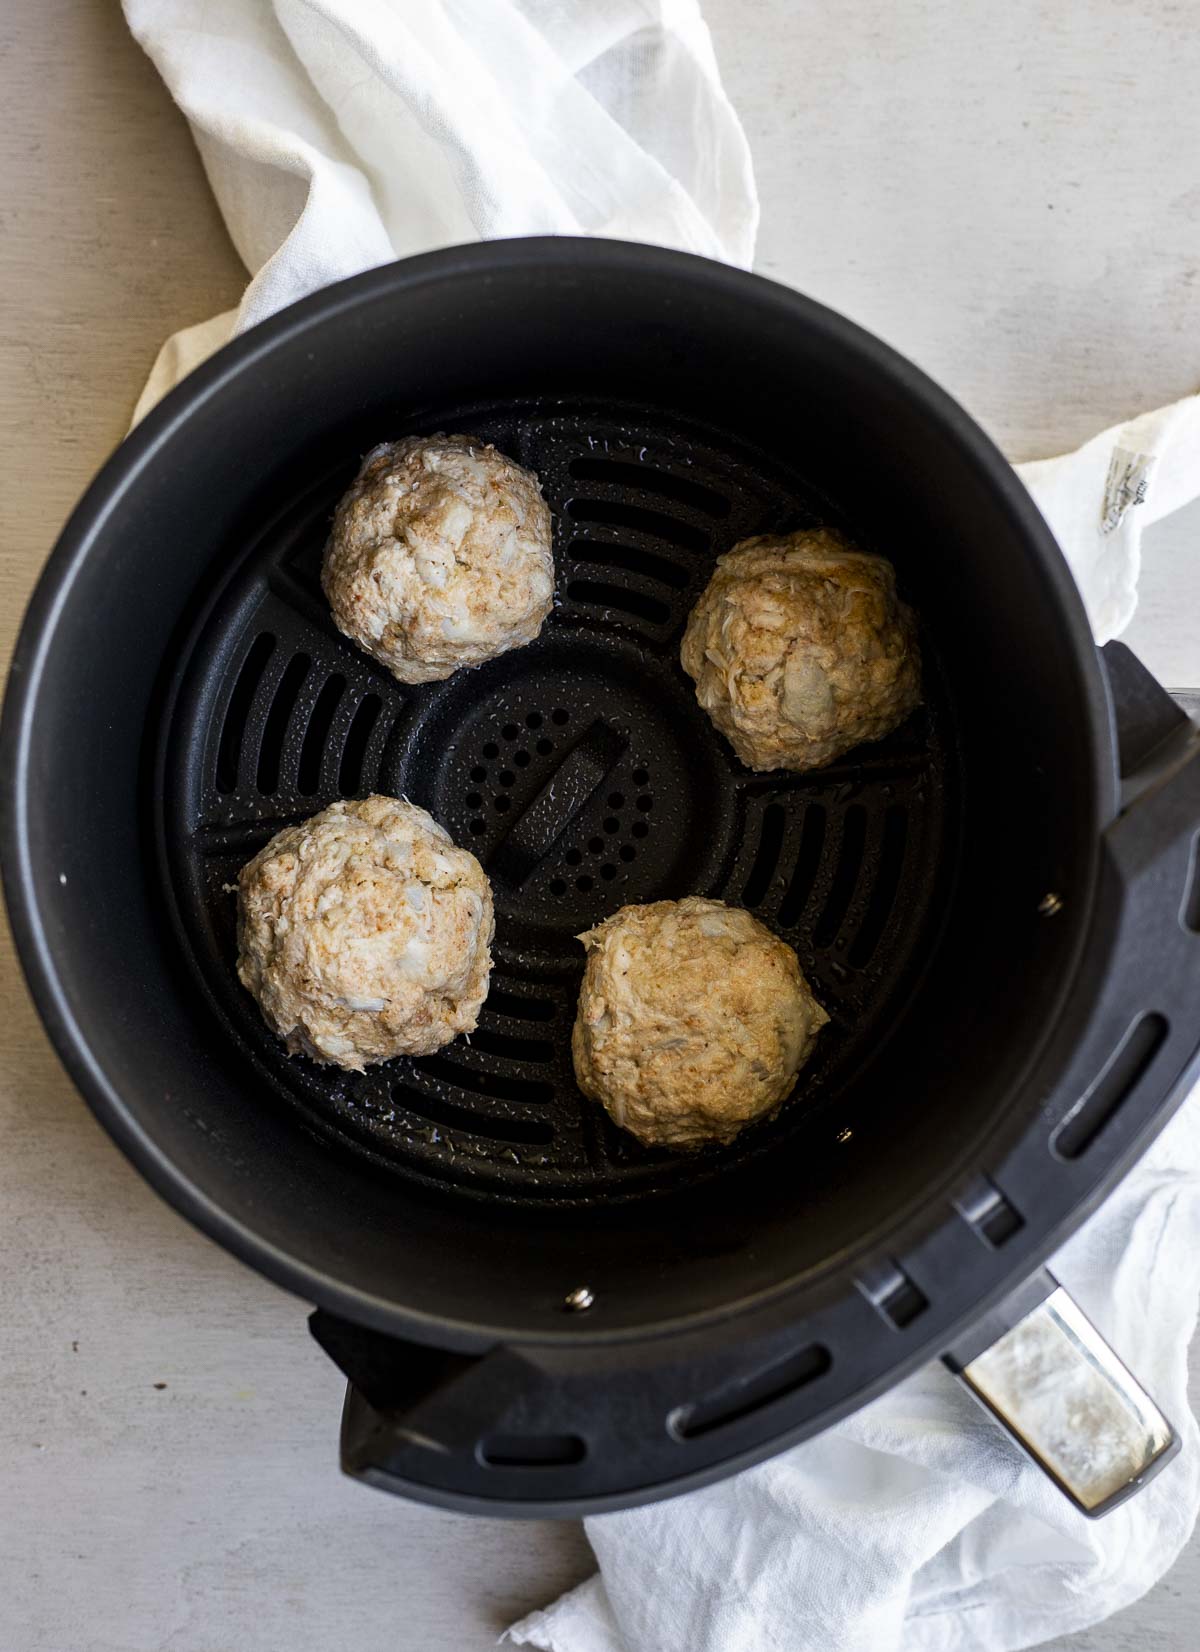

944,1271,1178,1517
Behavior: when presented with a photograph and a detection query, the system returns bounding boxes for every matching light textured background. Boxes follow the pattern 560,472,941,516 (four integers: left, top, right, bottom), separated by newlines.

1,3,1198,1649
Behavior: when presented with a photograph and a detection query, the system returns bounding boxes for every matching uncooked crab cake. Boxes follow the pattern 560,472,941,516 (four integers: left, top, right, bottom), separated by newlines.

322,433,554,684
236,796,494,1071
680,527,921,772
572,897,828,1150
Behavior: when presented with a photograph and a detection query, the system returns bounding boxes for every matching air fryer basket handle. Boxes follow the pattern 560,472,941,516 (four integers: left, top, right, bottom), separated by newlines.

943,1271,1178,1516
938,646,1199,1517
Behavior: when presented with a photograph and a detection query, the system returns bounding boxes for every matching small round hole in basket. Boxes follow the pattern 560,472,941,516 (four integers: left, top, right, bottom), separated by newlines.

503,724,519,740
632,821,648,839
552,708,569,726
619,844,636,862
632,768,649,786
483,741,500,759
536,738,553,756
514,750,530,768
576,875,594,893
469,819,487,836
565,847,583,866
526,711,543,730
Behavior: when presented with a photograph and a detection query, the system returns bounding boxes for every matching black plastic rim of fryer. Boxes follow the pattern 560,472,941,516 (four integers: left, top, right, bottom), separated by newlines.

4,241,1200,1514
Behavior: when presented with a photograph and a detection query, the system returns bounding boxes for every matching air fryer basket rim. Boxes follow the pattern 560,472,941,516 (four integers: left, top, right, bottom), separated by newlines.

2,237,1124,1356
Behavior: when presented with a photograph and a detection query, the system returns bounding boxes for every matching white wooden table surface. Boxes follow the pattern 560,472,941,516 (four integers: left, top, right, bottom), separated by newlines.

1,4,1198,1649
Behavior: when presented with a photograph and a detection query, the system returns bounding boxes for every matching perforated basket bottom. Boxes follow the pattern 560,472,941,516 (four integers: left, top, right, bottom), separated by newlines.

160,398,957,1204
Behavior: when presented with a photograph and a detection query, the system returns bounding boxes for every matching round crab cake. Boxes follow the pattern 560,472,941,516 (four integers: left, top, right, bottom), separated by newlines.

322,433,554,684
572,897,828,1150
236,795,493,1071
680,527,921,772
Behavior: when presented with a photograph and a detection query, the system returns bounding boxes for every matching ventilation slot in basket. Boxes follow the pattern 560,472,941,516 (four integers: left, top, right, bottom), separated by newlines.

338,694,382,795
779,805,826,929
1053,1012,1168,1160
413,1053,555,1106
568,455,731,516
670,1343,830,1440
849,805,909,968
566,580,671,627
480,1433,586,1468
298,673,346,795
257,654,311,794
813,806,867,947
1182,830,1200,934
742,803,786,909
567,539,690,589
469,1027,555,1065
391,1086,554,1146
485,988,557,1024
566,497,709,553
216,633,275,793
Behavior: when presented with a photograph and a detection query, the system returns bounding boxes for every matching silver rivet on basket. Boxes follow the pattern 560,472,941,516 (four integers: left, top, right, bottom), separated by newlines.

564,1286,595,1312
1038,892,1064,917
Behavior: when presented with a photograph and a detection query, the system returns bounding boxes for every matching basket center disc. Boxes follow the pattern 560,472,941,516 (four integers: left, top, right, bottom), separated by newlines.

404,634,735,963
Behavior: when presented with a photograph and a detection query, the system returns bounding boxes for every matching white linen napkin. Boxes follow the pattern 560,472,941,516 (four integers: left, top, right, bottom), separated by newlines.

124,4,1200,1648
1018,395,1200,644
123,0,758,423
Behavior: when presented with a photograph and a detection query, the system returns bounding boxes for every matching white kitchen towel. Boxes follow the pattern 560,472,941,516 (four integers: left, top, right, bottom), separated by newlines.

123,0,758,423
124,4,1200,1650
122,0,1200,651
1018,394,1200,644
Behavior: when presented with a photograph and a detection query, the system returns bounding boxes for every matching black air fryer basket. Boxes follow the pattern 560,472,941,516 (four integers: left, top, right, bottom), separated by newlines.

5,240,1200,1517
